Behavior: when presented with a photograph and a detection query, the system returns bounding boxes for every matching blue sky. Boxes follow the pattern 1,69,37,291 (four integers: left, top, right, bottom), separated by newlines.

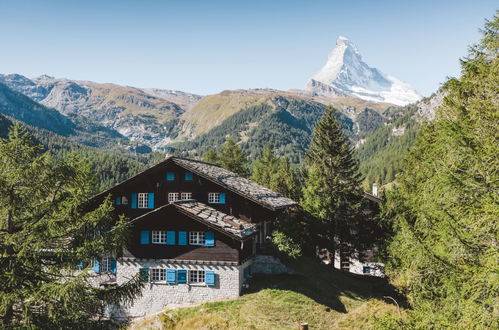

0,0,496,96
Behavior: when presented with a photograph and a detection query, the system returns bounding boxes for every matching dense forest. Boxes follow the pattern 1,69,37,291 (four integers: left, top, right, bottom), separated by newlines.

379,14,498,328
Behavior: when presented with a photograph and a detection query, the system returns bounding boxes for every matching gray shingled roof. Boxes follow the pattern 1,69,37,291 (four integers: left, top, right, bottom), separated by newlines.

131,200,256,239
173,200,256,239
172,157,297,210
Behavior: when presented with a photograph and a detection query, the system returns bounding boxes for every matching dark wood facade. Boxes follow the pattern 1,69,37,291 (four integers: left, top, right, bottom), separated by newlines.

87,158,287,264
126,206,248,263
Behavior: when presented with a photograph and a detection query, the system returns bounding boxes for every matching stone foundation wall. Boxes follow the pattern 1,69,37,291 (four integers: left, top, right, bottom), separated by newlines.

251,255,295,275
114,259,243,318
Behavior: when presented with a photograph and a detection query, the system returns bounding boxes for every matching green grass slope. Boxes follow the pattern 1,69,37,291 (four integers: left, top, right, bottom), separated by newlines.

131,258,403,330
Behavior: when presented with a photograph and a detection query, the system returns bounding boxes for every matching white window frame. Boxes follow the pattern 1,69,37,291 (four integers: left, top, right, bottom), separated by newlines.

121,196,128,205
188,269,205,284
100,256,111,273
180,192,192,200
151,268,166,282
208,192,220,204
151,230,166,244
168,192,179,203
189,231,205,245
138,193,148,209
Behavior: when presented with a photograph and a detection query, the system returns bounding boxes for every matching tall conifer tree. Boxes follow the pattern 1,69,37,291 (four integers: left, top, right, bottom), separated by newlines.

0,124,142,328
301,106,364,262
217,137,249,177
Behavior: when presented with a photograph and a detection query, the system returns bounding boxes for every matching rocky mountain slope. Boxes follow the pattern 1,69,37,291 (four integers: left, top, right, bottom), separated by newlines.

0,74,201,148
306,36,422,106
0,82,126,148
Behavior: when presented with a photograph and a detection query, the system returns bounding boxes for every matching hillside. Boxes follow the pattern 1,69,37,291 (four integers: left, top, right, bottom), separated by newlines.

0,74,202,148
175,89,397,163
355,91,444,189
131,258,403,329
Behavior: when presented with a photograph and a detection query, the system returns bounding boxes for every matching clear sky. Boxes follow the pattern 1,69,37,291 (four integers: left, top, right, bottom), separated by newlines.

0,0,496,96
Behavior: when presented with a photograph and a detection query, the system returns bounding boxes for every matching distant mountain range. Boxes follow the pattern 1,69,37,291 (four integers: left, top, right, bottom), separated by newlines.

306,36,422,106
0,36,438,175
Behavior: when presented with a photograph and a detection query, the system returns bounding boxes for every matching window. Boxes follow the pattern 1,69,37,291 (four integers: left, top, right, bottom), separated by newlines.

363,266,371,274
151,268,166,282
184,172,193,181
189,231,205,245
152,230,166,244
208,193,220,204
138,193,148,209
180,192,192,200
168,192,179,202
189,270,205,284
166,172,175,181
121,196,128,205
100,257,111,273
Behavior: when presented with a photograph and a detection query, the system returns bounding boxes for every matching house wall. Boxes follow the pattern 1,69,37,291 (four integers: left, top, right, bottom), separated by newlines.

114,259,243,318
127,206,245,262
334,251,385,277
92,161,277,224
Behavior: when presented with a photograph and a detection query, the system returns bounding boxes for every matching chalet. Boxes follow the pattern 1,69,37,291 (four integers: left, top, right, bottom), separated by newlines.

86,156,297,318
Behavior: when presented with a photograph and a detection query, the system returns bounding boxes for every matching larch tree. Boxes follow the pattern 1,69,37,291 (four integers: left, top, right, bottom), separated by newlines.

381,14,498,328
0,124,143,329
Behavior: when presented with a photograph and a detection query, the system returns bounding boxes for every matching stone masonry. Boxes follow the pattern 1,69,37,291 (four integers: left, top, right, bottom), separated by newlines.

113,258,247,318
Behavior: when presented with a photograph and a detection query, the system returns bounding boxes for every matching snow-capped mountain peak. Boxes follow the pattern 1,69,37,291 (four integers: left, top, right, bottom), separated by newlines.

306,36,422,106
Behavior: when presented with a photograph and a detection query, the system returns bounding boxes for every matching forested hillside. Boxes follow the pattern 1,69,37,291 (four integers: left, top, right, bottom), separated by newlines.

0,112,148,191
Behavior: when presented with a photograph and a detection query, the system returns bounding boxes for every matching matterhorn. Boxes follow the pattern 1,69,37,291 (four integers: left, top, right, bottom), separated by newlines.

306,36,422,106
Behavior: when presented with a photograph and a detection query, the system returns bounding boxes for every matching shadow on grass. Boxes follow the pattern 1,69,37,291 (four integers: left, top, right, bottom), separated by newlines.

243,256,406,314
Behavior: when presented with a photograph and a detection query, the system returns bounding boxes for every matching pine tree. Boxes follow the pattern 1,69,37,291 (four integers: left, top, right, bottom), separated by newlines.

381,14,499,328
301,106,365,263
218,137,249,177
0,124,143,328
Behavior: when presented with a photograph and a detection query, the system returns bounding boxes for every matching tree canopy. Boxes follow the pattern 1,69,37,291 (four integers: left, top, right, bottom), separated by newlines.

381,14,499,328
0,124,143,328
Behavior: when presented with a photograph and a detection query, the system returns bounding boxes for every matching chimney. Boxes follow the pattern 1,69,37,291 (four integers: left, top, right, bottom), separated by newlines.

372,183,378,197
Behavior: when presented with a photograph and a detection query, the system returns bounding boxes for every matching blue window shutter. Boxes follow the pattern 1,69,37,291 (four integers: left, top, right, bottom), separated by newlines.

177,269,187,284
110,257,117,274
76,261,85,270
205,270,215,286
178,231,187,245
139,267,150,281
243,267,249,279
167,231,176,245
93,259,100,274
140,230,150,244
166,269,176,284
219,193,226,204
166,172,175,181
148,193,155,209
131,193,137,209
205,232,215,246
115,196,121,205
184,172,193,181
